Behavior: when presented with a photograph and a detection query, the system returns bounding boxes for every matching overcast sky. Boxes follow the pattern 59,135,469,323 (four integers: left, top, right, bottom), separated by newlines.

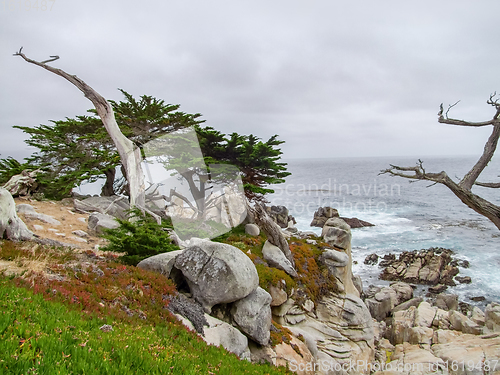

2,1,500,162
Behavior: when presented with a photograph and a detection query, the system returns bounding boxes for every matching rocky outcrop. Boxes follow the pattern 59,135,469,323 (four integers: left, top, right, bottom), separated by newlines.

0,187,34,241
378,248,463,288
339,217,375,228
485,302,500,333
173,239,259,313
264,205,295,229
321,218,351,250
310,207,339,227
320,218,359,296
363,282,414,321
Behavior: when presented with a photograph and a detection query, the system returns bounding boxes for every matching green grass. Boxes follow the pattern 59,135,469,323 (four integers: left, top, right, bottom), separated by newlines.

0,277,289,374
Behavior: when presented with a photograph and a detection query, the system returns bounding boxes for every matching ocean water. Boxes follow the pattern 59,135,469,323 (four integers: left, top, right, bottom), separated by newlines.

267,156,500,306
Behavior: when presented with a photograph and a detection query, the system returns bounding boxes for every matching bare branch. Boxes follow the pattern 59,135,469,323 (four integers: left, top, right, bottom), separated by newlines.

475,181,500,188
445,100,460,118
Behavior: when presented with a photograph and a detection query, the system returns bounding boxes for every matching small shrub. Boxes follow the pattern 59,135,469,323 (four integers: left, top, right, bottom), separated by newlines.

102,209,179,266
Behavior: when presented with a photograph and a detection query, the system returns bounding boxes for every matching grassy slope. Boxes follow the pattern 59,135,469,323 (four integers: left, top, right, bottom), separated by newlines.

0,240,290,374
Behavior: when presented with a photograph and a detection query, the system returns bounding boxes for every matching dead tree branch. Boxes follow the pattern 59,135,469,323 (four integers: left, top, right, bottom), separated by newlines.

14,48,146,211
383,95,500,230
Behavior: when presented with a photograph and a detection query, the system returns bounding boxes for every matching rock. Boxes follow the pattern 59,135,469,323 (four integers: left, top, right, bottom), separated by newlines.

392,297,423,314
388,306,416,344
470,306,486,327
232,287,272,346
432,333,500,372
173,239,259,313
285,314,306,325
264,205,291,228
17,204,62,226
455,275,472,284
310,206,339,227
268,284,288,307
87,212,119,235
485,302,500,333
202,314,251,360
319,248,349,267
32,224,44,231
137,250,184,278
167,294,208,334
390,282,414,304
74,196,130,220
274,335,315,375
449,310,482,334
71,229,88,238
321,218,351,250
385,343,448,374
414,302,437,328
434,294,458,311
262,240,298,277
364,253,379,265
99,324,113,332
272,298,296,317
352,274,363,296
15,204,36,214
339,217,374,228
0,188,34,241
428,284,447,294
244,223,260,236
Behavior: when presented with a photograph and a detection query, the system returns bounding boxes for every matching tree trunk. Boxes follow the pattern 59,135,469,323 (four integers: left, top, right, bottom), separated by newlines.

249,202,295,267
14,48,145,210
0,187,34,241
101,167,116,196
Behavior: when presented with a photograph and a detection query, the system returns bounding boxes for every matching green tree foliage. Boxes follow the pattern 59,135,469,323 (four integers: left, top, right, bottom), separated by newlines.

102,209,179,266
0,157,34,185
196,126,291,202
14,90,203,199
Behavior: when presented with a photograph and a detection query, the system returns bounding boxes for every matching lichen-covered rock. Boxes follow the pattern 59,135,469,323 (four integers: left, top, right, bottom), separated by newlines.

174,239,259,313
232,287,272,345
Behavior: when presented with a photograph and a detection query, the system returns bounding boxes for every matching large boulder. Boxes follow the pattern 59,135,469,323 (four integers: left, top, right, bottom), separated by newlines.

310,206,339,227
173,238,259,313
232,287,272,345
262,240,298,277
0,187,33,241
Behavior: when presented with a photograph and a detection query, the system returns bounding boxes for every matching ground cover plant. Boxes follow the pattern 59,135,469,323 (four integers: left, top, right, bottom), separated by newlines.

0,240,290,374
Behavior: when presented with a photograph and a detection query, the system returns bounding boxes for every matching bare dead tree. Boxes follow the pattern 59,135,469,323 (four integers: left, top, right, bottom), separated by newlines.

381,94,500,230
13,47,146,212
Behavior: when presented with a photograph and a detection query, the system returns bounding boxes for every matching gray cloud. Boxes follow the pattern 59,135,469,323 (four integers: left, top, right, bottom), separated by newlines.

2,0,500,163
